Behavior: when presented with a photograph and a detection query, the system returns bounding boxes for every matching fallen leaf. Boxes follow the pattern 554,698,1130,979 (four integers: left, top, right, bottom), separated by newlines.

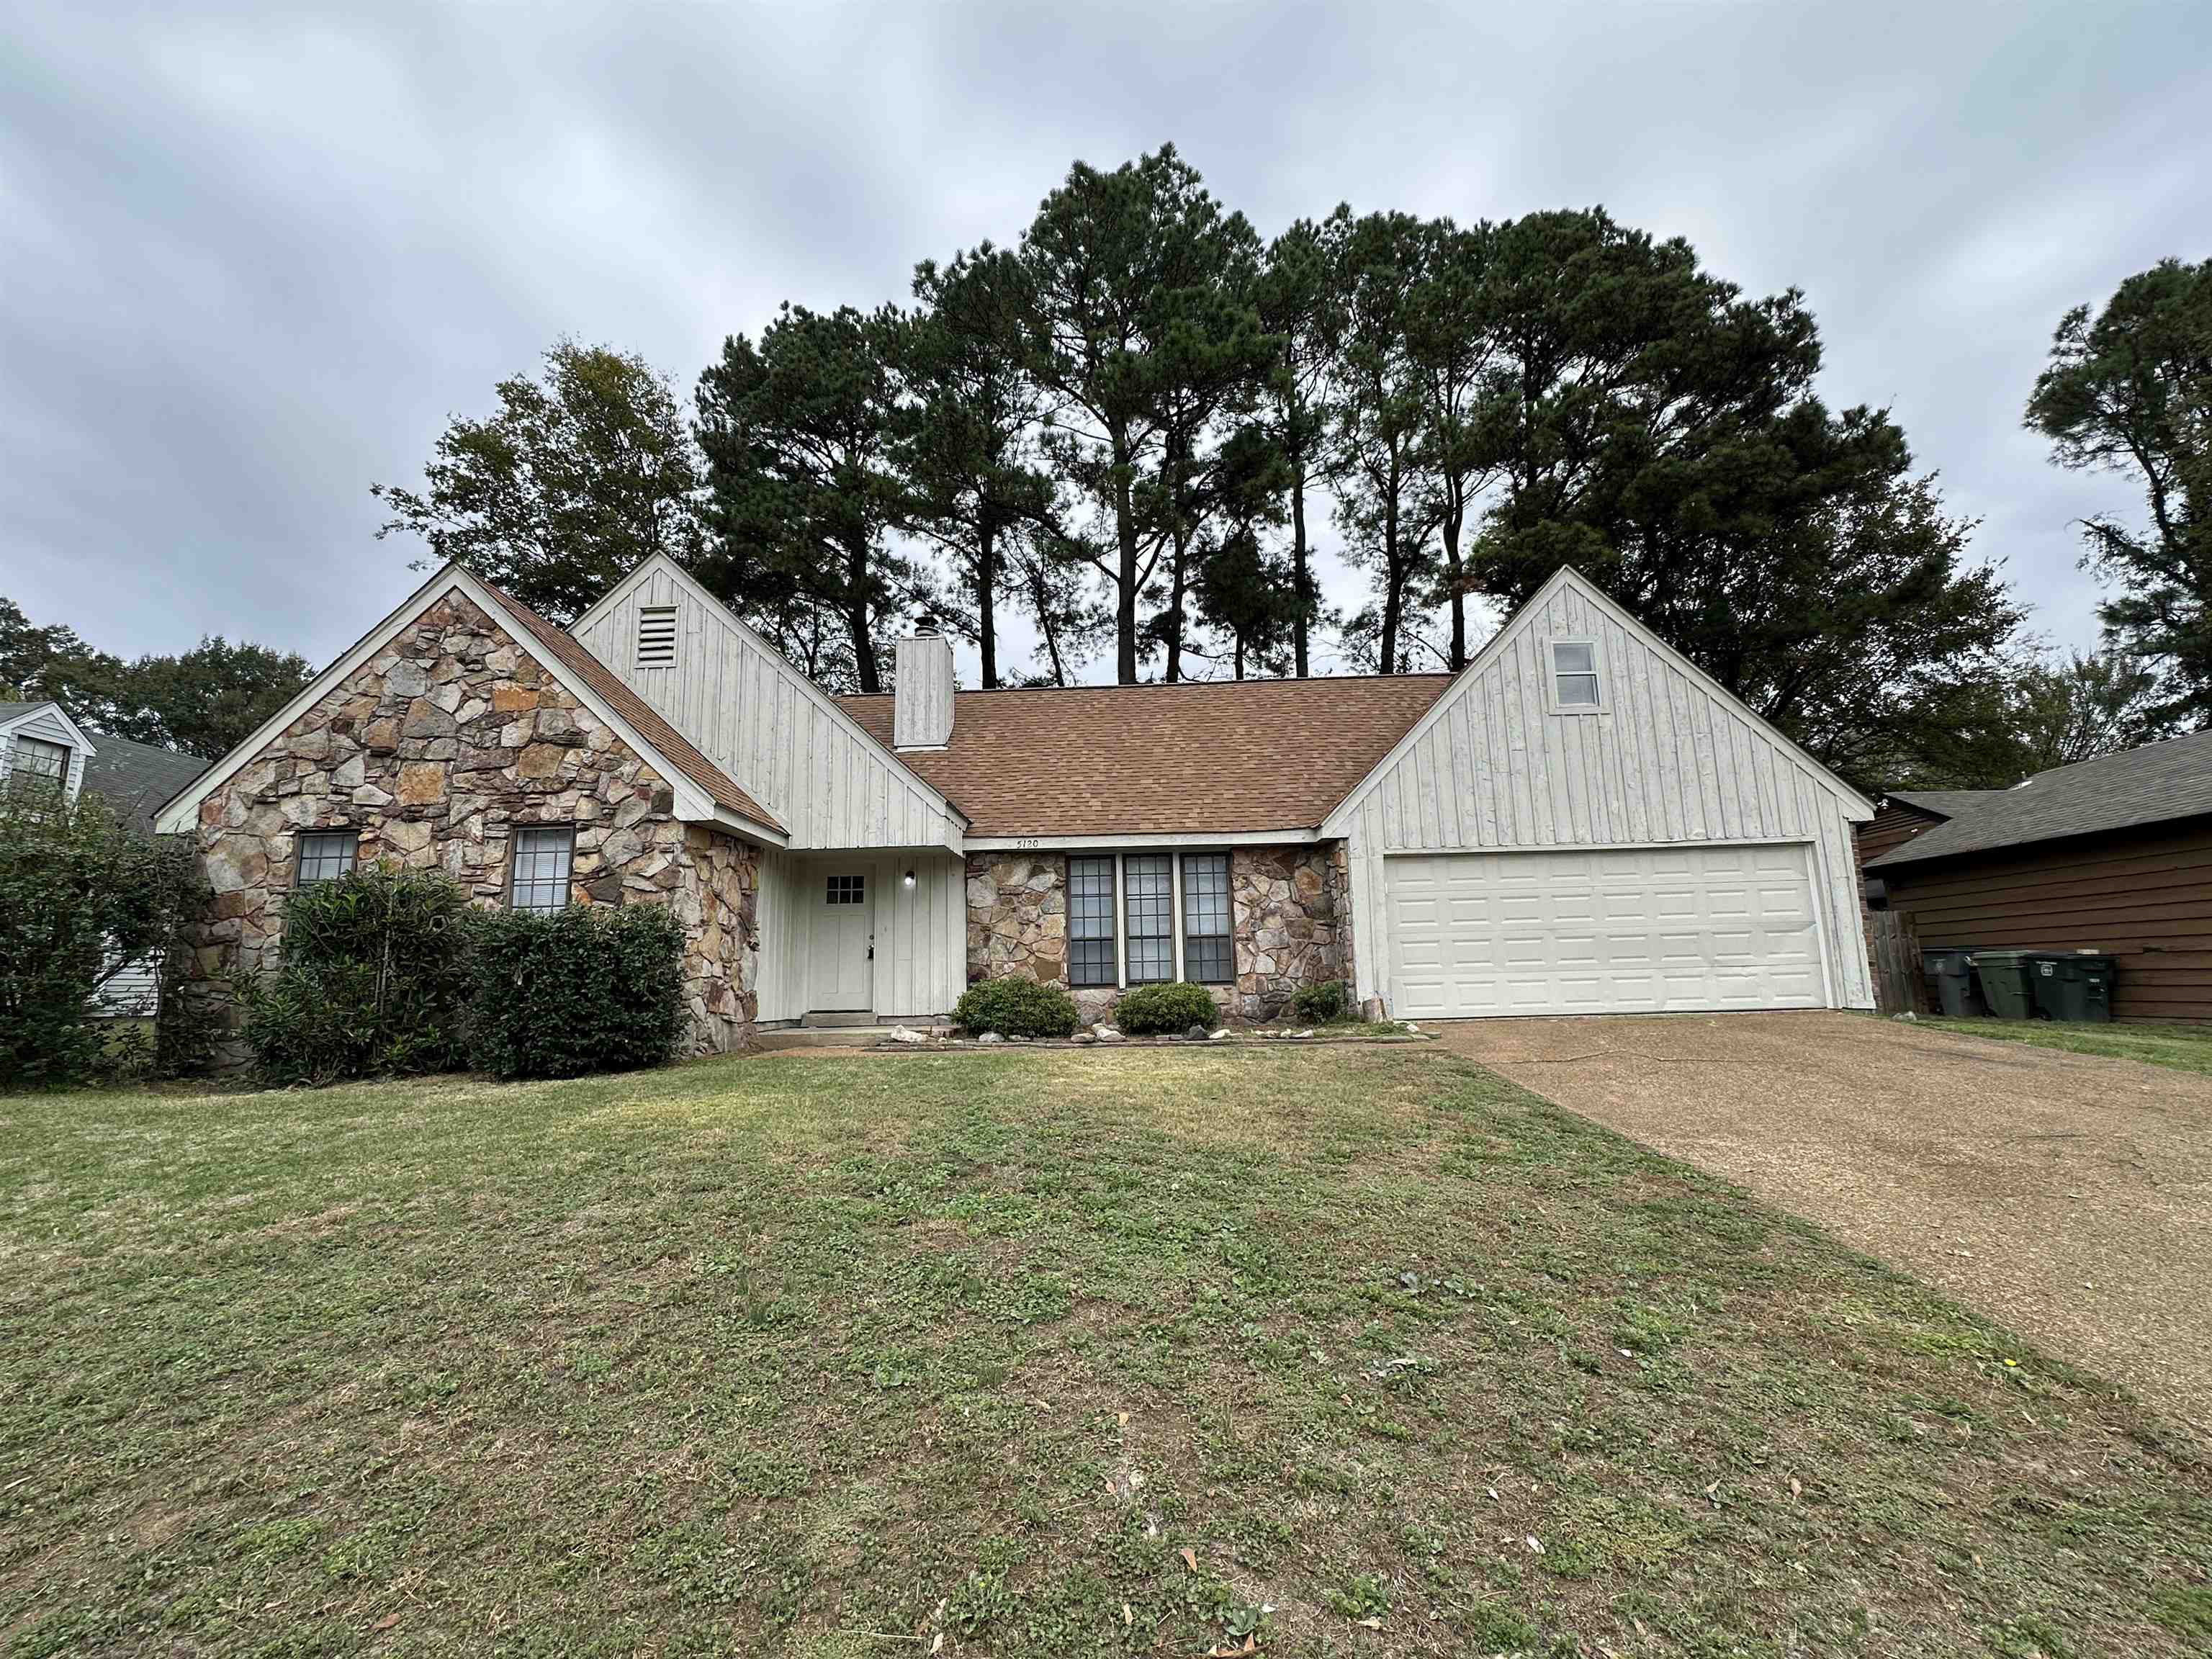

1179,1547,1197,1573
1122,1603,1133,1628
1356,1616,1383,1629
1789,1478,1802,1501
372,1614,400,1633
1118,1411,1129,1426
1526,1535,1544,1554
930,1636,943,1655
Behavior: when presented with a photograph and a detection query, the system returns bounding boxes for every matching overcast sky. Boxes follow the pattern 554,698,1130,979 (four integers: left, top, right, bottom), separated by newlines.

5,1,2208,687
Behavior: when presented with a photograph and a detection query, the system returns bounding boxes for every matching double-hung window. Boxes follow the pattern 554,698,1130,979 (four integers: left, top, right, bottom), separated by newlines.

8,737,68,803
510,825,576,914
295,830,359,886
1123,855,1174,984
1181,853,1232,983
1549,639,1604,711
1068,856,1118,986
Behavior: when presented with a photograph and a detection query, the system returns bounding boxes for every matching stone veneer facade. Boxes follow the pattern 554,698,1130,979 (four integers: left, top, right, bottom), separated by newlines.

964,844,1350,1024
180,591,759,1064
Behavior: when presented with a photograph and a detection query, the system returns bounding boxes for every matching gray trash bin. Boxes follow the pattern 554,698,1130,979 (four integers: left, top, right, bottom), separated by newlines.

1922,948,1984,1017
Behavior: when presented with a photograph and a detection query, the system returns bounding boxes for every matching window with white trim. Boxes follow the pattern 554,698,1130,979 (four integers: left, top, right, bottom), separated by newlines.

1068,856,1117,986
8,737,69,801
1181,853,1232,983
1123,855,1174,984
1549,639,1604,711
295,830,359,886
510,825,576,914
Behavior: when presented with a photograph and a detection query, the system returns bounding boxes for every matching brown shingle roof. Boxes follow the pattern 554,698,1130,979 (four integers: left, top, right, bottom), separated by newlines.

836,675,1452,838
489,585,786,836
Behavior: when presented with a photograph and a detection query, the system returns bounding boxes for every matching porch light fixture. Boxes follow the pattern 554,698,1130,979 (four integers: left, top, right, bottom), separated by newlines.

903,868,916,890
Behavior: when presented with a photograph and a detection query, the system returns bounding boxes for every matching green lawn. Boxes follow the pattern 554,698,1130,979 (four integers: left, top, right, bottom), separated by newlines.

1920,1016,2212,1076
3,1051,2207,1658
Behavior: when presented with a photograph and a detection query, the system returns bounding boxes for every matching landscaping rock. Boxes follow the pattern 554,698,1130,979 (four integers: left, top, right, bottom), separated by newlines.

976,1031,1006,1045
886,1025,930,1044
1209,1028,1230,1040
1094,1024,1124,1043
1184,1023,1208,1040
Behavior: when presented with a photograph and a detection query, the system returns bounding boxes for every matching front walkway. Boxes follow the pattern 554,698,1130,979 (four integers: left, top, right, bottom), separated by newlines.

1435,1010,2212,1436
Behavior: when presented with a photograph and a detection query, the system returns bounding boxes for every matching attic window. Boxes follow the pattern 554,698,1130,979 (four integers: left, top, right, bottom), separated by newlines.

1548,638,1604,713
636,606,678,667
8,736,69,801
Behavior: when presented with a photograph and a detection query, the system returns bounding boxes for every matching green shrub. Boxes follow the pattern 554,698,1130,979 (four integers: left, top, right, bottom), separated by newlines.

1113,981,1219,1035
0,790,205,1089
240,862,477,1087
469,902,686,1079
954,975,1079,1038
1292,979,1351,1023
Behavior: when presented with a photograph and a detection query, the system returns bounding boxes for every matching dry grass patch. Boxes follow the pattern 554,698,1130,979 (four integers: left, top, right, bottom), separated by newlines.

2,1048,2207,1657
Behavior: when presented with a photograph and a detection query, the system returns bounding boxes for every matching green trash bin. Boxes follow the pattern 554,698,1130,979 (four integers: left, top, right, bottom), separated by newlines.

1972,950,2038,1020
2026,952,2116,1022
1922,948,1985,1017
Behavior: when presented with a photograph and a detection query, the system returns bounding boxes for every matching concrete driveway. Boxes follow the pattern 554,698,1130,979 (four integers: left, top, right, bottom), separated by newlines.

1436,1010,2212,1435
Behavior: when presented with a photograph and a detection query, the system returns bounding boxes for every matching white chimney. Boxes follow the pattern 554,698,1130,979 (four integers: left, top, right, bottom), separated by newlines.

893,626,956,750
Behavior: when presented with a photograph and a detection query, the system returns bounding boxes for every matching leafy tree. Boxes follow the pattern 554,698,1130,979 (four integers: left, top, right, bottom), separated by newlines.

0,789,204,1087
2,598,310,760
0,595,125,724
900,245,1060,688
2007,648,2162,773
373,339,705,625
1005,539,1111,685
102,637,314,759
1461,208,2020,793
1018,145,1264,683
1251,214,1349,676
697,305,916,695
1404,217,1501,670
2025,257,2212,728
1328,211,1441,675
1190,424,1297,679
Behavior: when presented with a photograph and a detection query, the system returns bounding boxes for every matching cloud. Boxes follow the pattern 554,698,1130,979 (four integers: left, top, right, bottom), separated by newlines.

3,0,2206,685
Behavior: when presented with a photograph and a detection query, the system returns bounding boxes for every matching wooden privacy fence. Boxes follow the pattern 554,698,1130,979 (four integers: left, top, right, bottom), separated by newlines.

1865,909,1924,1015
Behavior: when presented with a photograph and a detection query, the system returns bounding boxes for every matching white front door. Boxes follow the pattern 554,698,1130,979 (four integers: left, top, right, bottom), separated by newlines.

1387,845,1827,1018
809,870,874,1012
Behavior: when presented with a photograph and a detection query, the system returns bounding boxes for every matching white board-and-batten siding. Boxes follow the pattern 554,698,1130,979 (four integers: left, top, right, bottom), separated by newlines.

1326,572,1875,1014
752,846,965,1022
574,562,963,854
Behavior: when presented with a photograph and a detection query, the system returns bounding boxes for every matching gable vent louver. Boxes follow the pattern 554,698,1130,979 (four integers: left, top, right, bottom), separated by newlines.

636,606,678,667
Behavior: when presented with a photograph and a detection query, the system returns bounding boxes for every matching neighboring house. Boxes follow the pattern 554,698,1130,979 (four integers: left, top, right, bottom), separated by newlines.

2,703,211,1015
81,734,212,1015
0,700,92,806
154,555,1876,1061
1860,732,2212,1023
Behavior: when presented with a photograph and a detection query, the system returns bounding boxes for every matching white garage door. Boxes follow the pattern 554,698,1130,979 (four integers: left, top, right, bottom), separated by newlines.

1388,845,1827,1019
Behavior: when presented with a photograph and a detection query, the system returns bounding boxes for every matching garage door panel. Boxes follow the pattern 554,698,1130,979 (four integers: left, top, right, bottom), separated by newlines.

1389,845,1825,1017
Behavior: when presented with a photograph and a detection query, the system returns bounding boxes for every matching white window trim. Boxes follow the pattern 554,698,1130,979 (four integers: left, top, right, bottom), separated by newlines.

1545,636,1608,715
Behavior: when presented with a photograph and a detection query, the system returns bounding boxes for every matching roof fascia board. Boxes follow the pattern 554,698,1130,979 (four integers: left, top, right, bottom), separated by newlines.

965,828,1321,852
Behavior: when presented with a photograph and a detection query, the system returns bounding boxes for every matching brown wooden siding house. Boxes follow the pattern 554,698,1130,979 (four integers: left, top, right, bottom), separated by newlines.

1858,732,2212,1022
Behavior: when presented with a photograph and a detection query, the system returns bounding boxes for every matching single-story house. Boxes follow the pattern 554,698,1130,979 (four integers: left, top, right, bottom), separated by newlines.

1860,732,2212,1023
3,702,211,1014
153,554,1876,1059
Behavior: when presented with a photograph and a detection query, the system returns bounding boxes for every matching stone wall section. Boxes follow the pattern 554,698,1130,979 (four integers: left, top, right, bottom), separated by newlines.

965,853,1066,985
960,842,1350,1024
1230,845,1345,1020
181,590,757,1062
